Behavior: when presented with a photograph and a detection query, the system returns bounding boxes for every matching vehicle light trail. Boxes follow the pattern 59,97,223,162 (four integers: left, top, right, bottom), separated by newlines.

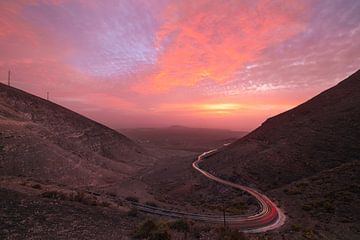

130,147,286,232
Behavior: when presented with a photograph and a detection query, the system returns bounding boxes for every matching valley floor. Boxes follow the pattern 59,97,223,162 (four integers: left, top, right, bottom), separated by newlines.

1,137,359,239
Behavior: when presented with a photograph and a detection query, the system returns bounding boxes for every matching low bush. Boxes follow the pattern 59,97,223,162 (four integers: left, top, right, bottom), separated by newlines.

99,201,111,207
127,208,138,217
306,199,335,213
296,182,309,188
302,204,313,211
106,192,117,197
31,184,42,189
318,200,334,212
349,184,360,194
302,229,316,239
133,219,170,240
284,188,302,195
217,227,247,240
189,225,202,239
125,196,139,202
291,223,301,232
148,230,171,240
41,190,110,207
169,219,189,232
70,191,86,202
41,191,68,200
145,201,158,207
227,205,246,214
133,219,157,238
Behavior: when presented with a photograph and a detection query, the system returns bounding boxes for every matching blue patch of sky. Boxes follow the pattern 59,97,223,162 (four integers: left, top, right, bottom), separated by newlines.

23,0,161,78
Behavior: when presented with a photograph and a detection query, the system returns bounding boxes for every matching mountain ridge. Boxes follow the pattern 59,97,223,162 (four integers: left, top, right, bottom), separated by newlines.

0,83,153,186
201,69,360,189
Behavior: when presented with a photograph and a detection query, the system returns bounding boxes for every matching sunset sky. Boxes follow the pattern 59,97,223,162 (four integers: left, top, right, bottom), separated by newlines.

1,0,359,130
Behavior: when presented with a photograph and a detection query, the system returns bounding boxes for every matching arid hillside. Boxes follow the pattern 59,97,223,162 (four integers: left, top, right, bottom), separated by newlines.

199,70,360,239
201,70,360,190
0,83,153,186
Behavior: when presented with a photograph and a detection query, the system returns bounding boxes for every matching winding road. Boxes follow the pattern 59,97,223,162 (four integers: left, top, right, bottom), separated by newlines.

130,148,286,233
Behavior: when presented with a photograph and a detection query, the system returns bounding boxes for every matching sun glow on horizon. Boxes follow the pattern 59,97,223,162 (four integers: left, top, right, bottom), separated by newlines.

199,103,243,115
1,0,359,130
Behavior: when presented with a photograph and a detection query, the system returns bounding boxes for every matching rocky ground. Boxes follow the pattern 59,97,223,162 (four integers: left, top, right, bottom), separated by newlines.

0,187,133,240
1,72,360,239
0,127,261,240
0,82,153,187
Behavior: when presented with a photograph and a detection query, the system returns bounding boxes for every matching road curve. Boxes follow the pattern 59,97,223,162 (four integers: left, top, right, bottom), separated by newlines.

131,148,286,233
193,149,286,232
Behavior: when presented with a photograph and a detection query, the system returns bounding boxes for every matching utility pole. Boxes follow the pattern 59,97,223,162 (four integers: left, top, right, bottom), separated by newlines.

46,92,49,101
220,188,227,228
7,70,10,86
223,202,226,228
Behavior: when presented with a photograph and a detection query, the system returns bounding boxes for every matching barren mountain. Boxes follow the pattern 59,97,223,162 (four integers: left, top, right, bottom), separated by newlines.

0,83,152,186
120,125,247,152
199,70,360,239
201,70,360,190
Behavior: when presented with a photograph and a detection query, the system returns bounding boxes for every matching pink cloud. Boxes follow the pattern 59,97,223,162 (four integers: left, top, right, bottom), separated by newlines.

0,0,359,131
133,0,310,93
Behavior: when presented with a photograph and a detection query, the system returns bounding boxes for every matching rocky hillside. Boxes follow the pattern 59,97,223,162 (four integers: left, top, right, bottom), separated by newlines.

199,70,360,239
201,70,360,190
0,83,153,186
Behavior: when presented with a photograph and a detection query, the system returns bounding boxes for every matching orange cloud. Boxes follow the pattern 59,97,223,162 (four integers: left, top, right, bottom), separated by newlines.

155,100,295,117
134,0,309,93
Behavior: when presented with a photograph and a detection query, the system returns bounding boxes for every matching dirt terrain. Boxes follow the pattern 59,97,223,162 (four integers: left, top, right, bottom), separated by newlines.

202,70,360,191
123,127,255,215
268,160,360,240
201,70,360,239
0,83,153,187
0,83,257,239
0,186,134,240
1,71,360,239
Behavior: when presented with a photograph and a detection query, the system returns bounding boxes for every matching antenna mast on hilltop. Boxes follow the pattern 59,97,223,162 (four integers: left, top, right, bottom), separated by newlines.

7,70,11,86
47,91,49,101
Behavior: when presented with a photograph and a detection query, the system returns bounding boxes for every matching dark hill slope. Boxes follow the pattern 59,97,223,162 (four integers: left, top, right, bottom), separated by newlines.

0,83,152,186
201,70,360,190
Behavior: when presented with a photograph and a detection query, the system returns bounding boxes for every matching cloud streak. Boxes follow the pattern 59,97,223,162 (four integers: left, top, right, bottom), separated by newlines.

134,0,309,92
0,0,359,130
